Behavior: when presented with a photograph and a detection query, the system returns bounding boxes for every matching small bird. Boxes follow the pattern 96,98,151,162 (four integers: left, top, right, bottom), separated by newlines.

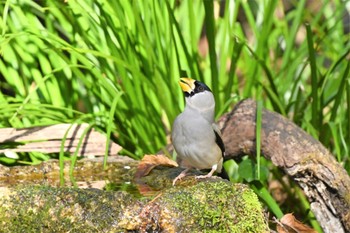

171,77,228,185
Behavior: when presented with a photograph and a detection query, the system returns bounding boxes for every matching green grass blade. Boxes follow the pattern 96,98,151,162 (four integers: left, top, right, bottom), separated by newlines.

306,23,320,135
251,181,284,219
69,123,95,187
255,100,263,180
104,93,123,169
203,0,219,106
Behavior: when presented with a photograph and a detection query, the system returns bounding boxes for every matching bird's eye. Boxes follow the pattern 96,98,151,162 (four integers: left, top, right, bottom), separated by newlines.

198,86,204,91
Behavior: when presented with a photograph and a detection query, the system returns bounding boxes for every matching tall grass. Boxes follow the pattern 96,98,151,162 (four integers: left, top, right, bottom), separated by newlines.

1,0,349,229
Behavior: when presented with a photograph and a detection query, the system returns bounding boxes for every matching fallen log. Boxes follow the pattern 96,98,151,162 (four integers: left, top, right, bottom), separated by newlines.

220,99,350,233
0,123,121,156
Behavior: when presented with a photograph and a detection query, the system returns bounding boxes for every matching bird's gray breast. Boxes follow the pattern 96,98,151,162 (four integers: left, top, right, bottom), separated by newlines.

171,111,221,170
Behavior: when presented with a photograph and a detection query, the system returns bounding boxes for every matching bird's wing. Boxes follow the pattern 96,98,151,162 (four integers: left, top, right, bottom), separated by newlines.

212,123,225,156
212,123,230,180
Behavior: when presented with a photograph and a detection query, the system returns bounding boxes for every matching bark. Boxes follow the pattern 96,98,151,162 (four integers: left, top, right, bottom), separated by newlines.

0,123,121,156
220,99,350,233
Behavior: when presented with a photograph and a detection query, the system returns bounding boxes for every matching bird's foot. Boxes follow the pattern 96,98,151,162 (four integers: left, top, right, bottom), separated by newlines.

172,174,185,186
172,168,191,186
195,173,213,180
195,164,217,180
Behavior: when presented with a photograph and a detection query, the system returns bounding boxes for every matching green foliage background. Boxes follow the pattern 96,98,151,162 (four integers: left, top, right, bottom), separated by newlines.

1,0,350,230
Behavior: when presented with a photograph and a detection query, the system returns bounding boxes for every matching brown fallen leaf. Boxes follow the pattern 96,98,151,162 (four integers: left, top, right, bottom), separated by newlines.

134,154,178,179
276,213,317,233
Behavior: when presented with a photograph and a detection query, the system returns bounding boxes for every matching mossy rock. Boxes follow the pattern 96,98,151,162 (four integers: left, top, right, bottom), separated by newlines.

163,180,268,232
0,178,268,232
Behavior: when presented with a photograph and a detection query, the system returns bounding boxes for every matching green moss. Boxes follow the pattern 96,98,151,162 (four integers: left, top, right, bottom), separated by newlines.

0,179,269,232
164,180,268,232
0,185,137,233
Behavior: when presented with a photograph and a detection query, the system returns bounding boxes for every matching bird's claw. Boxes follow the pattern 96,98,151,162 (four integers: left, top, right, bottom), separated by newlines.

195,174,212,180
172,168,191,186
172,177,181,186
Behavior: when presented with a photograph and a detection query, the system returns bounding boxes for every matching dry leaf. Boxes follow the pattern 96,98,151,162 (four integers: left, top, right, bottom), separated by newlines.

276,213,317,233
135,183,161,197
134,154,178,179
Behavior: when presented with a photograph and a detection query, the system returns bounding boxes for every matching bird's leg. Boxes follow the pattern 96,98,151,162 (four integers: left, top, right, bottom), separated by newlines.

173,167,191,186
195,164,217,180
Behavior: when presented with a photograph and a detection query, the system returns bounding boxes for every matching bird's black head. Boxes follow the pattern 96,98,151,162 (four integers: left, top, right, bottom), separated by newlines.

179,78,212,97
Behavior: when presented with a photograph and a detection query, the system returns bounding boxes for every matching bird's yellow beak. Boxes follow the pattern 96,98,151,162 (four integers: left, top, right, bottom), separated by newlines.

179,78,195,93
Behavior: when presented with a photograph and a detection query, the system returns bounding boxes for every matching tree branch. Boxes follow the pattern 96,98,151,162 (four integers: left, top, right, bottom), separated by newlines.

220,99,350,233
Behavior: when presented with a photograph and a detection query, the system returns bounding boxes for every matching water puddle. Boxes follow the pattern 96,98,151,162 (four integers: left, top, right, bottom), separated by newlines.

0,157,144,197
